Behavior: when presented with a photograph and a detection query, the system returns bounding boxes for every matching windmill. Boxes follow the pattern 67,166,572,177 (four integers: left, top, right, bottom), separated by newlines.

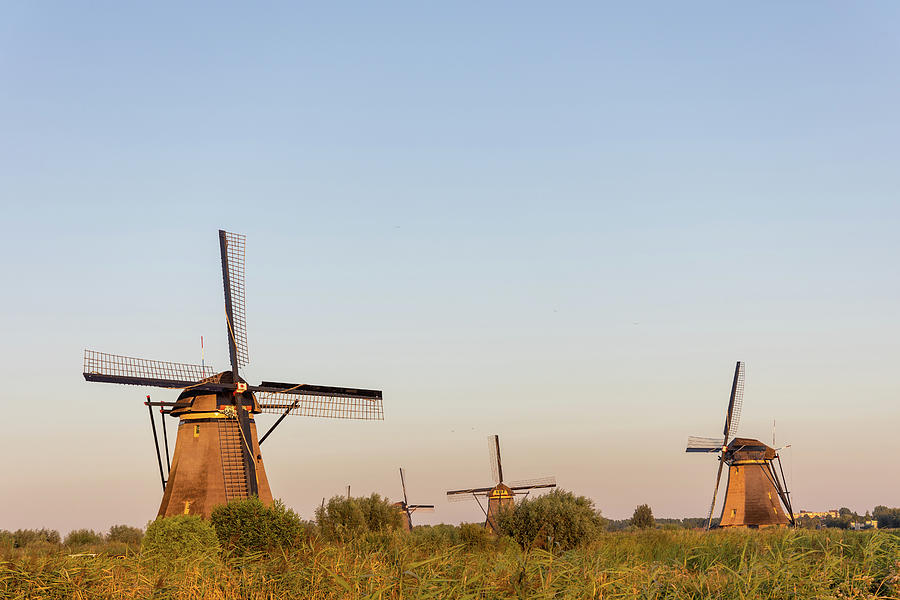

446,435,556,533
83,230,384,518
393,468,434,531
686,361,794,529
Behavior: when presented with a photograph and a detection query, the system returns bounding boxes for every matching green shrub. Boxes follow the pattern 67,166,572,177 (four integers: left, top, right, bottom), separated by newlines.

356,529,405,552
13,528,60,548
211,497,309,554
315,494,403,541
459,522,492,550
0,530,13,552
64,529,103,547
496,489,607,550
631,504,655,529
410,522,494,550
141,515,219,560
106,524,143,545
411,523,461,548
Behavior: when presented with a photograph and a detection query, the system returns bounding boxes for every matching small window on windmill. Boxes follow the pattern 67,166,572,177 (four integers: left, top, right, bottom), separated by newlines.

731,509,736,518
194,424,200,438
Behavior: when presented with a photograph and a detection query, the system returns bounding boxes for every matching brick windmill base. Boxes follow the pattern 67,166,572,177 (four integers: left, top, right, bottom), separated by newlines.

158,387,273,518
717,443,790,528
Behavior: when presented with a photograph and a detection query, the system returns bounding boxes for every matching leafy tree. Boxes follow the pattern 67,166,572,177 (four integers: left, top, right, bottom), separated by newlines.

824,514,851,529
315,493,403,541
496,489,607,550
13,528,60,547
631,504,655,529
106,524,143,545
211,497,310,554
796,515,822,530
64,529,103,546
873,506,900,529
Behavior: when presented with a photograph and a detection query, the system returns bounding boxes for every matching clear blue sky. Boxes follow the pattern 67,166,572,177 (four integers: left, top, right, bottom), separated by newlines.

1,2,898,532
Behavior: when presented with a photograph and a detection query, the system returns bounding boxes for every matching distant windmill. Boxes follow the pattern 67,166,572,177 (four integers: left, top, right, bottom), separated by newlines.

83,230,384,518
393,468,434,531
446,435,556,533
686,361,794,529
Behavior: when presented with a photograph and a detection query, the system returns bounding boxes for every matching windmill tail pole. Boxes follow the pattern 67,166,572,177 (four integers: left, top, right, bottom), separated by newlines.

707,457,725,530
146,396,166,492
259,400,299,445
776,454,796,526
159,407,171,477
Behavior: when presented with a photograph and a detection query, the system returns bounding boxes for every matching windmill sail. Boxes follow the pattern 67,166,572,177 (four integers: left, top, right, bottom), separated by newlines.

706,456,726,529
400,468,409,505
488,434,503,484
703,361,745,529
256,391,383,420
507,476,557,491
685,436,726,452
446,485,493,501
83,350,215,388
723,361,745,443
219,230,249,372
257,380,382,399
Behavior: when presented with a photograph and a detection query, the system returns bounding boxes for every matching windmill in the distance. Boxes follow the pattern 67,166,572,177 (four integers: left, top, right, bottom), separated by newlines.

83,230,384,518
393,468,434,531
686,361,794,529
446,435,556,533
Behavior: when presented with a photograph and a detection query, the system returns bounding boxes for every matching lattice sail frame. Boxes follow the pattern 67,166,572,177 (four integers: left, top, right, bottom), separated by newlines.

507,476,557,490
446,489,492,502
686,436,727,452
488,435,501,484
257,391,383,420
221,230,249,368
727,361,745,439
84,350,215,387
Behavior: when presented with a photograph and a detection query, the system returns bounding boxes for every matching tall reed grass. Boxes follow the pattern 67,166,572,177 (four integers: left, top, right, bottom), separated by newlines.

1,528,898,599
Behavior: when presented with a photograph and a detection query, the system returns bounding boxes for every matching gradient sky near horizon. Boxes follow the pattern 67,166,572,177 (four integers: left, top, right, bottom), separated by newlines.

1,2,899,534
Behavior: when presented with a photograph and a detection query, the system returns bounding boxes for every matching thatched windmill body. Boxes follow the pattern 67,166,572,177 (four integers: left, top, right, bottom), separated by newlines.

393,468,434,531
83,230,384,518
686,361,794,529
446,435,556,533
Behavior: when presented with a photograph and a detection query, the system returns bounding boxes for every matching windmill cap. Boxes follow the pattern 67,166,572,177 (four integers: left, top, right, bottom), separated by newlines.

727,437,777,460
170,371,259,415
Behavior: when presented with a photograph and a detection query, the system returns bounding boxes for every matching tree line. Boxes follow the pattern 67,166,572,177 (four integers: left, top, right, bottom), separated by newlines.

6,499,900,555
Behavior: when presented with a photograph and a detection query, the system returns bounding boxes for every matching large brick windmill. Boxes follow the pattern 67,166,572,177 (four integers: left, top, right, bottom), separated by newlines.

446,435,556,533
83,230,383,518
686,361,794,529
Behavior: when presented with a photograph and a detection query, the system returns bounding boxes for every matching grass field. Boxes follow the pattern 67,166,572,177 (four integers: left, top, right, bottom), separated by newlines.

2,528,899,599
